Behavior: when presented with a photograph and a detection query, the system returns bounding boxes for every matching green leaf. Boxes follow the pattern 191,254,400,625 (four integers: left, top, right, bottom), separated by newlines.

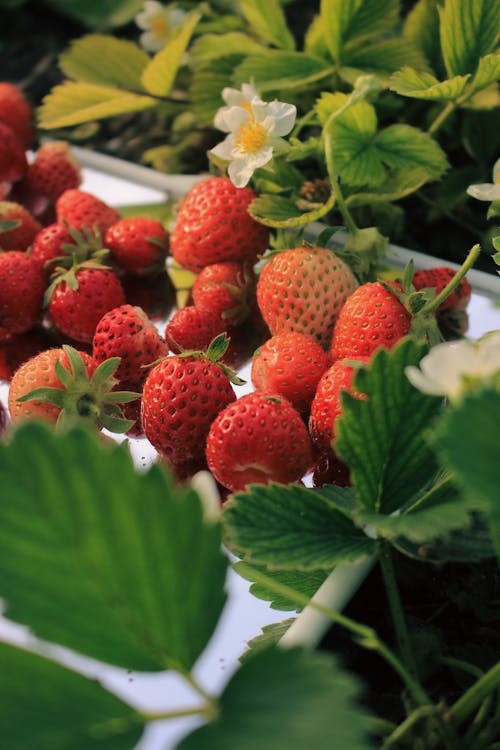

189,32,267,66
469,53,500,95
141,11,200,96
223,483,375,570
233,560,328,611
374,124,449,180
389,67,470,101
59,35,149,90
177,646,373,750
190,56,239,124
37,81,157,129
434,388,500,560
248,191,336,228
336,338,443,514
240,619,296,663
345,167,436,207
0,423,227,671
0,642,144,749
237,0,295,50
403,0,442,72
438,0,500,77
233,52,335,93
344,39,429,77
394,514,495,563
319,0,399,64
43,0,143,28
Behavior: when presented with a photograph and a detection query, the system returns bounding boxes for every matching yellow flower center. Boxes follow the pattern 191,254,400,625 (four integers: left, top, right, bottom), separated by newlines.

235,118,267,154
150,16,168,37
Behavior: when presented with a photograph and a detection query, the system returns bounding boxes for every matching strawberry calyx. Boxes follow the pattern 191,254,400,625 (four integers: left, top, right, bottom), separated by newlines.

220,265,256,325
43,237,111,306
16,345,139,433
177,332,246,386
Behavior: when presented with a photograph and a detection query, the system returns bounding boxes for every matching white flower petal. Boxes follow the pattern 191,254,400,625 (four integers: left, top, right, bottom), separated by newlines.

404,365,445,396
223,106,253,131
266,101,297,135
209,134,237,161
467,183,500,201
228,158,255,188
139,31,164,52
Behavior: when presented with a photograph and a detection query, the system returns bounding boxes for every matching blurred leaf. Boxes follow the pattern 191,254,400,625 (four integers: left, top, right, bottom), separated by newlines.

469,53,500,95
59,35,149,89
43,0,143,28
233,52,335,93
345,39,429,76
374,124,448,179
439,0,500,77
336,339,443,514
403,0,442,73
223,483,375,570
190,56,239,124
345,167,435,207
240,620,296,663
319,0,399,63
248,191,336,228
167,259,197,308
0,423,227,672
394,514,495,563
0,642,144,749
189,32,267,66
177,646,374,750
38,82,157,129
233,560,328,611
141,11,200,96
389,67,470,101
238,0,295,50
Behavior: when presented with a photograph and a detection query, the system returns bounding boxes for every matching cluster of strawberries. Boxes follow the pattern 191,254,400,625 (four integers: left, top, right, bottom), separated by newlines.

0,81,472,497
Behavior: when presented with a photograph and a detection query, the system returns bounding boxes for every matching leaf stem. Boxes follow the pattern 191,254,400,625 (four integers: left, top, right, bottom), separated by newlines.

419,243,481,316
448,661,500,728
382,704,437,748
323,127,359,236
140,705,211,722
427,101,456,136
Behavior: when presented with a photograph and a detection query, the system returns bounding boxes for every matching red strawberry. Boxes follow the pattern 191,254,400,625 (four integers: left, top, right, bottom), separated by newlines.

256,246,358,349
0,82,34,149
121,270,175,321
206,390,313,493
412,266,471,311
29,222,76,274
0,325,56,382
25,141,82,205
251,331,330,416
309,358,368,451
0,200,42,250
165,305,226,354
141,334,238,474
46,263,126,344
330,281,412,361
0,121,28,190
56,189,121,234
192,261,256,327
104,216,169,276
312,451,351,488
92,304,168,387
8,344,137,433
0,251,45,342
170,177,269,272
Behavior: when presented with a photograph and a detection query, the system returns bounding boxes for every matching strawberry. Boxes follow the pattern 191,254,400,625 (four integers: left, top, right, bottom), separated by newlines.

141,334,239,475
412,266,471,311
0,121,28,191
330,281,412,361
24,141,82,207
165,305,225,354
256,246,358,349
46,262,126,344
170,176,269,272
192,261,256,327
121,270,175,321
8,344,137,433
206,390,313,493
29,222,76,274
251,331,330,416
0,82,34,149
56,189,121,235
0,200,42,250
104,216,169,276
0,251,45,342
92,304,168,387
0,325,55,382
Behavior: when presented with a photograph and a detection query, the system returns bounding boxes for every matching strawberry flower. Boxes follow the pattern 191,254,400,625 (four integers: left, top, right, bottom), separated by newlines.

210,87,297,188
466,157,500,202
405,331,500,402
135,1,187,52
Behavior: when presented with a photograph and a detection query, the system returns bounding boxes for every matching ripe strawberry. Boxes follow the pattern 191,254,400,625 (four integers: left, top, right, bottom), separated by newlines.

25,141,82,205
29,222,76,275
141,334,239,475
46,263,126,343
251,331,330,416
0,121,28,191
206,390,313,493
92,304,168,387
412,266,471,311
0,200,42,250
121,270,175,321
256,246,358,349
170,176,269,272
104,216,169,276
0,251,45,342
192,261,256,327
309,358,368,451
0,82,34,149
330,281,412,360
8,344,137,433
165,305,225,354
56,189,121,234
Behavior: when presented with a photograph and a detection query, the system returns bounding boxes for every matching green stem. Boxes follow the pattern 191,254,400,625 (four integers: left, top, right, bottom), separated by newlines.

419,243,481,316
382,704,437,748
239,562,429,707
141,705,211,722
448,661,500,727
323,126,359,236
378,542,419,680
428,101,457,136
